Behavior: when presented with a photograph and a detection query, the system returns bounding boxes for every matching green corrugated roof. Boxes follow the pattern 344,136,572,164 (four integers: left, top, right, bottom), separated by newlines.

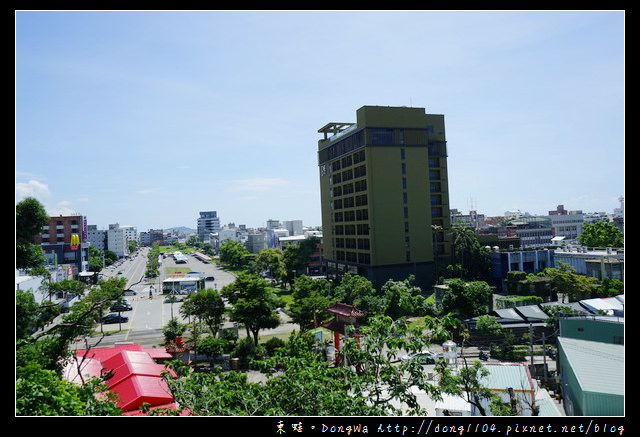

478,363,534,393
558,337,624,395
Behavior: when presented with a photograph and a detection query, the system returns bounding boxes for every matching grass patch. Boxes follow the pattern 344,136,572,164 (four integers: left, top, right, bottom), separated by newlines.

164,266,193,275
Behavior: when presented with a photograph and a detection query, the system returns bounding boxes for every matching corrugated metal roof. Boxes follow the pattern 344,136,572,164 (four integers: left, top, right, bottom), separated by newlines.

516,305,549,321
492,308,524,322
478,363,534,393
558,337,624,395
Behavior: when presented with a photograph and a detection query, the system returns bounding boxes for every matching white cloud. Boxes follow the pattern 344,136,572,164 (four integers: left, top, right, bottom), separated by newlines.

15,179,51,202
48,200,76,217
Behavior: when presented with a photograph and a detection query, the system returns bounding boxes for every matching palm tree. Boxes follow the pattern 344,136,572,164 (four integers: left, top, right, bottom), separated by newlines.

450,226,476,277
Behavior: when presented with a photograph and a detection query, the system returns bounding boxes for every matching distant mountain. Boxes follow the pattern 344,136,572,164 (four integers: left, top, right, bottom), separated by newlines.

166,226,196,235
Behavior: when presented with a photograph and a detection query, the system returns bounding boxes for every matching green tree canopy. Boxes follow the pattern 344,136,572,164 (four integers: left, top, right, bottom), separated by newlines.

163,316,445,416
578,219,624,248
330,273,376,309
219,240,252,270
440,279,494,319
16,197,49,269
449,226,491,281
254,248,287,285
180,288,226,336
283,236,320,282
289,275,334,330
221,273,281,345
539,262,598,301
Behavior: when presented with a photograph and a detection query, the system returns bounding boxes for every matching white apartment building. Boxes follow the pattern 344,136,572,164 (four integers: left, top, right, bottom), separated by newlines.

121,225,139,244
107,223,129,258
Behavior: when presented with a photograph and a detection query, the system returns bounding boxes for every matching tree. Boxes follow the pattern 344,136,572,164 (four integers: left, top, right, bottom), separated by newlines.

338,316,442,415
449,226,491,281
16,289,40,339
330,273,376,308
162,317,187,345
381,275,426,319
16,197,48,270
180,288,226,336
539,262,598,301
438,360,496,416
163,317,445,416
440,279,494,319
16,362,122,416
16,276,132,415
289,275,333,330
219,240,252,270
254,248,287,285
283,236,319,282
579,219,623,248
221,273,281,345
596,278,624,297
48,279,86,303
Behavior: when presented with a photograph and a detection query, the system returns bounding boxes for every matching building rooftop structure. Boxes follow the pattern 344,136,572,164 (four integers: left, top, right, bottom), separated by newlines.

557,337,624,416
63,344,178,415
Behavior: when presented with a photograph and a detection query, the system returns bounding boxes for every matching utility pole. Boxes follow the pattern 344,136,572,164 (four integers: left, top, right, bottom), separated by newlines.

529,323,534,368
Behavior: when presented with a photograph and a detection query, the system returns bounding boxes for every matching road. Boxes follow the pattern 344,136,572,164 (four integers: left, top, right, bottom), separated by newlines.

88,248,240,348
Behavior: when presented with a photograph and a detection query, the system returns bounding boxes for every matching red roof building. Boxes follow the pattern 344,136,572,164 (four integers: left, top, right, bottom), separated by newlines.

64,344,179,414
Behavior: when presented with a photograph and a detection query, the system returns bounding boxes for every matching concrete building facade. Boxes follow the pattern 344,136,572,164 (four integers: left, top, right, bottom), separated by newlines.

317,105,451,290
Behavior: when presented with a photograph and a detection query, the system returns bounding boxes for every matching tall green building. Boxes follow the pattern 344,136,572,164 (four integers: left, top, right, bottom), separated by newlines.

317,105,451,290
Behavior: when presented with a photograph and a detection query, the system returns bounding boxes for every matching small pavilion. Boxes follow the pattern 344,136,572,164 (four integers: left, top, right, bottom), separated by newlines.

321,302,366,359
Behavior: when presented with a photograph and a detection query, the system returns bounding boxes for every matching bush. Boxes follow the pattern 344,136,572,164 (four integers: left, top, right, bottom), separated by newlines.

264,337,286,356
232,337,266,368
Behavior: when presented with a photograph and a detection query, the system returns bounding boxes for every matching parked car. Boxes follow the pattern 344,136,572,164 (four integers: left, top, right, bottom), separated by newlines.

102,313,129,324
205,276,215,281
110,302,133,312
400,350,438,364
123,289,137,295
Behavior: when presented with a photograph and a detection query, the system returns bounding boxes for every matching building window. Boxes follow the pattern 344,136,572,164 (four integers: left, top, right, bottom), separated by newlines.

370,128,394,145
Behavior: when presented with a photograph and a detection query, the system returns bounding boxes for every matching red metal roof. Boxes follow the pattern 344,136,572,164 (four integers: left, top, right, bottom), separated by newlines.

65,344,178,414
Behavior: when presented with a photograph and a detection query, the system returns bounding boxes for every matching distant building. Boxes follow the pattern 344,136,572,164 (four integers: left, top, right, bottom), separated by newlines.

266,219,280,230
283,220,303,236
107,223,130,258
246,232,267,253
548,206,583,242
318,105,451,290
553,246,624,280
86,224,107,251
197,211,220,242
32,213,90,276
140,229,165,247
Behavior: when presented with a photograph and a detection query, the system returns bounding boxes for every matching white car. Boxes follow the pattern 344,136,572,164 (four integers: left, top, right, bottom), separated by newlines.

400,350,438,364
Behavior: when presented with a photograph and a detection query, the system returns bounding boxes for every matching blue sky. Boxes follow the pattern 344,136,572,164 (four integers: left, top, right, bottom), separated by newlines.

15,10,624,231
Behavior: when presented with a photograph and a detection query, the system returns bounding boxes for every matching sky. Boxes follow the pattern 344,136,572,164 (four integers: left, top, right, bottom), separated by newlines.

15,10,625,231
